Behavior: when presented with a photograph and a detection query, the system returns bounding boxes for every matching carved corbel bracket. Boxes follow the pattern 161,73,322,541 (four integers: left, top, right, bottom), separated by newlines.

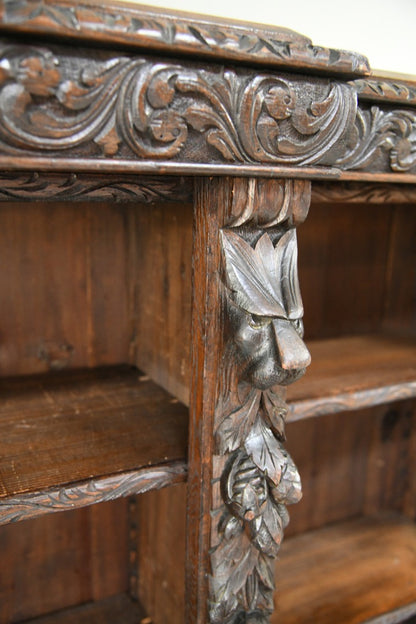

209,178,311,623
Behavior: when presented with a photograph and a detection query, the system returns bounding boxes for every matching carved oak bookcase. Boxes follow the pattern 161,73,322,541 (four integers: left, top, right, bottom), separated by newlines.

0,2,415,623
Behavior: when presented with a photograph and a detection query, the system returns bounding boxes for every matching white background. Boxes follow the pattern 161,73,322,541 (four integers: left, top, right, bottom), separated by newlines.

123,0,416,76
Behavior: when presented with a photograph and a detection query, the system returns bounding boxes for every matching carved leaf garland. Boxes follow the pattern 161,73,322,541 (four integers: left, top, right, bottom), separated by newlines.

244,416,287,486
212,226,307,623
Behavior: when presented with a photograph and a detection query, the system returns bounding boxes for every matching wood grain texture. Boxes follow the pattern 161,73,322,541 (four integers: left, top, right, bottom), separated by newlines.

0,0,370,76
186,177,230,624
0,201,133,376
0,367,188,500
0,501,129,623
298,201,393,339
274,515,416,624
286,401,416,536
287,334,416,420
133,201,193,406
382,204,416,336
136,485,187,624
22,594,147,624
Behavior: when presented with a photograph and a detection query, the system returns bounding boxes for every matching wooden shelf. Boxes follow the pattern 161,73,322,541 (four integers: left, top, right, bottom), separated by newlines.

274,515,416,624
287,334,416,421
0,367,188,525
24,594,148,623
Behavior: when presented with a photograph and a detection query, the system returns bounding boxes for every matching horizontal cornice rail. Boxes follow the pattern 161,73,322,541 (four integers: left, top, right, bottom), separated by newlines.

0,0,370,77
0,40,414,180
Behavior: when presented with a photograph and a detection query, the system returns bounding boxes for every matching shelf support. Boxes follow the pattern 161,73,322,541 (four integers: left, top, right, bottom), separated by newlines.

187,177,311,624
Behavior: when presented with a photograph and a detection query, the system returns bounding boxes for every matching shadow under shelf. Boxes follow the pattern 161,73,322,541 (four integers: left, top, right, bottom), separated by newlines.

0,366,188,526
1,331,415,527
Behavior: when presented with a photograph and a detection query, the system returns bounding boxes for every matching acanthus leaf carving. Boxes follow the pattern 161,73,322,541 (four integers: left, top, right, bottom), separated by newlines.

0,42,357,167
337,104,416,173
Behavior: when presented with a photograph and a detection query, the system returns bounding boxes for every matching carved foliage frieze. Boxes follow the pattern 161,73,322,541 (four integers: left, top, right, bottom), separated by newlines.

0,172,192,202
0,42,357,166
337,104,416,173
210,179,311,623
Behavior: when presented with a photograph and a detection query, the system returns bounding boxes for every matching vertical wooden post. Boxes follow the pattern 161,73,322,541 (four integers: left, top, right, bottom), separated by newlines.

187,177,311,624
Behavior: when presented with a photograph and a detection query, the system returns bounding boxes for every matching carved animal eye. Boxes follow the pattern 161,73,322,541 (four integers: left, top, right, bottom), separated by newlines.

248,313,270,329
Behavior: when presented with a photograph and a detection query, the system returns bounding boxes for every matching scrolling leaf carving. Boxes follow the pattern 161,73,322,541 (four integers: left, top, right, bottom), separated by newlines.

0,43,357,166
337,105,416,173
0,172,192,202
211,189,310,623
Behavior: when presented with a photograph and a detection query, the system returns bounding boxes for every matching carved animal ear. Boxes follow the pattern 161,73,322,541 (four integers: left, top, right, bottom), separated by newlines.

221,229,304,320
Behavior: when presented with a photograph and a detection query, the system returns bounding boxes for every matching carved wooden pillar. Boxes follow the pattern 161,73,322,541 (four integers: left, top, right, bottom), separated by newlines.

187,176,311,624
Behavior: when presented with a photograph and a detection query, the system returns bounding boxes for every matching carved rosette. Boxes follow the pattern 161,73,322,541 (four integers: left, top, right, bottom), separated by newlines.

209,179,311,623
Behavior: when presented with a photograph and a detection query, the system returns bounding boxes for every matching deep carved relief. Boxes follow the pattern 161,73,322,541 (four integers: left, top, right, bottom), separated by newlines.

337,105,416,173
210,179,311,623
0,42,356,166
0,42,415,177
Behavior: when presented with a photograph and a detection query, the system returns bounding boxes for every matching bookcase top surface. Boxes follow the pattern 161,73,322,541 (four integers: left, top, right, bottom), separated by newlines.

0,0,370,77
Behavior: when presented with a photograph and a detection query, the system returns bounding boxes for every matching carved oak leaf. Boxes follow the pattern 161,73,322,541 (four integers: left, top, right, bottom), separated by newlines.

221,229,303,320
244,417,287,485
262,389,287,440
210,532,259,621
216,388,261,453
250,497,284,557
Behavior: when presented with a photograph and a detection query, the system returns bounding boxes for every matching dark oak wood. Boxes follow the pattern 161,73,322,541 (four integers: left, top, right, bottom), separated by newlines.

133,200,193,406
0,367,188,504
353,77,416,106
136,485,187,624
188,178,310,623
0,5,415,624
287,400,416,536
0,0,370,76
0,172,192,203
312,181,416,204
287,334,416,420
0,39,413,181
0,501,130,623
274,515,416,624
23,594,148,624
0,201,134,377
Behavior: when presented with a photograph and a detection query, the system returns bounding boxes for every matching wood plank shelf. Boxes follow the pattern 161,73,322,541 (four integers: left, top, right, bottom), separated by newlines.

24,594,149,624
274,515,416,624
287,334,416,421
0,367,188,525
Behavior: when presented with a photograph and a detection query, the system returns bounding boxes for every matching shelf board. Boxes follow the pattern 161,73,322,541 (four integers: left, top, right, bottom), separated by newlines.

287,334,416,421
0,366,188,525
275,515,416,624
24,594,148,623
